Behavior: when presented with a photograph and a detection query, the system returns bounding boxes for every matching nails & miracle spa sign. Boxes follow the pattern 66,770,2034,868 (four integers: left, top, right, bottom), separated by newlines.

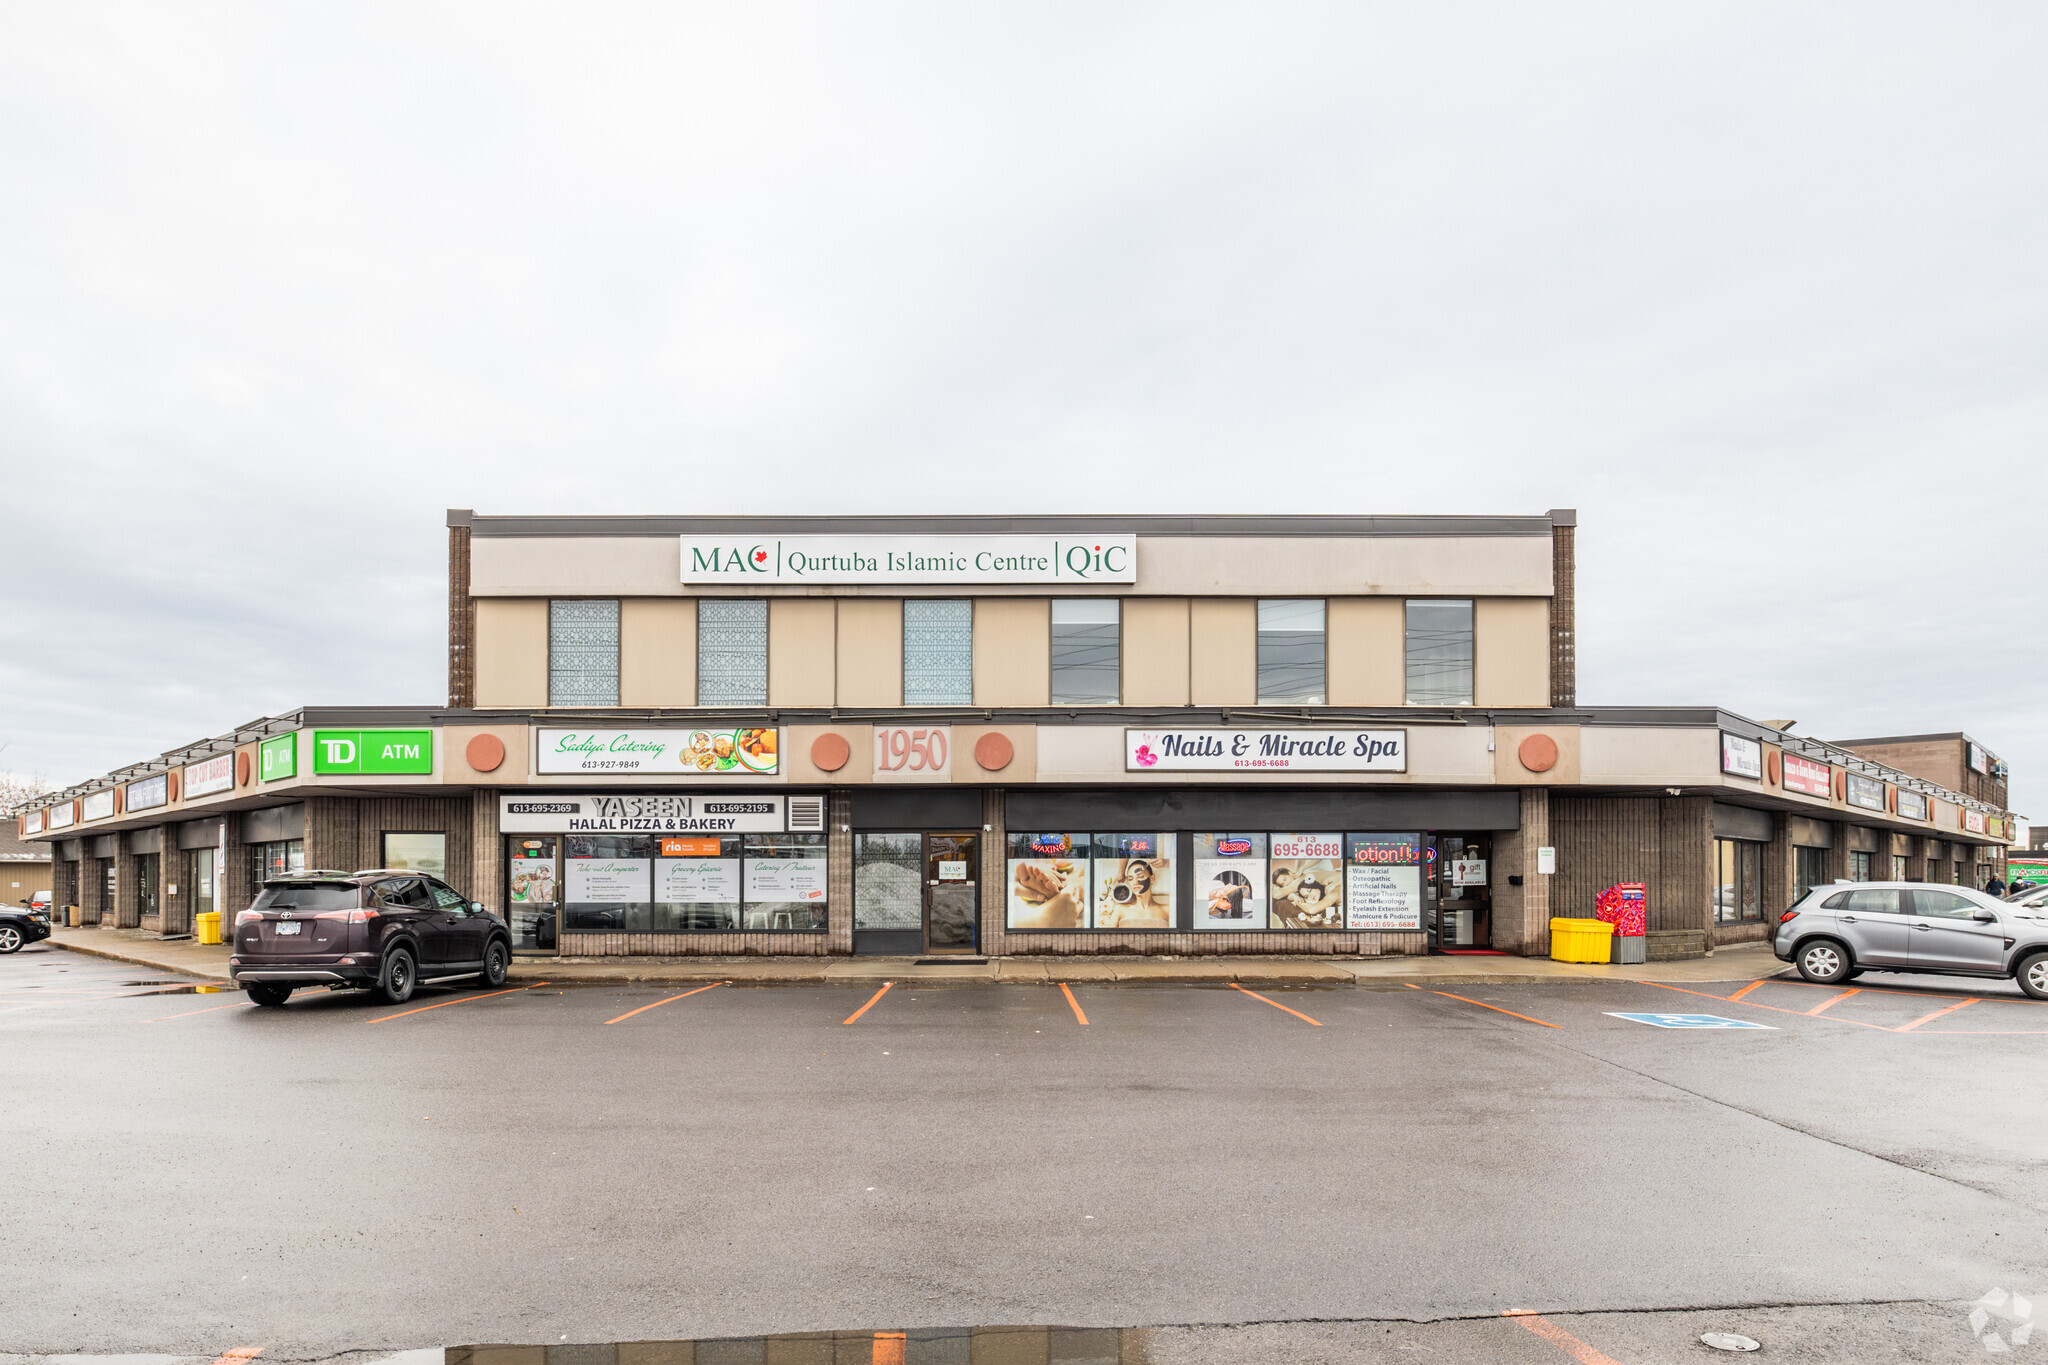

1125,729,1408,773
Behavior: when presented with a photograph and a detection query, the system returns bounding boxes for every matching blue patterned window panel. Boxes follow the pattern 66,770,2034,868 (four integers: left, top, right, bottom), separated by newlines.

903,599,973,705
548,599,620,706
697,599,768,705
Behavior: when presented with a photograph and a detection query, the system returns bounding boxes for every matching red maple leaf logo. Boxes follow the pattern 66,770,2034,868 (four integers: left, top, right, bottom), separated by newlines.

753,550,767,564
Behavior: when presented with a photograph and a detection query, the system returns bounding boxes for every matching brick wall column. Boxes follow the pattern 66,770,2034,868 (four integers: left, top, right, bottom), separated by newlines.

220,814,254,924
1823,823,1852,886
1761,813,1795,916
112,843,143,928
447,510,475,708
828,789,853,956
470,790,503,910
304,796,361,875
1660,795,1714,941
1548,510,1576,707
1490,788,1550,956
980,787,1005,958
158,827,186,935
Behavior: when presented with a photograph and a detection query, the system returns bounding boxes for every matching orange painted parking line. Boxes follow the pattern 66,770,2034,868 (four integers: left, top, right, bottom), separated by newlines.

1406,982,1562,1028
369,983,544,1023
1805,988,1860,1016
1638,979,1894,1030
1059,982,1090,1025
1746,975,2023,1005
1504,1310,1625,1365
843,982,893,1025
144,1001,254,1023
873,1331,907,1364
605,981,723,1024
1726,979,1767,1001
1898,998,1979,1032
209,1350,263,1365
1229,982,1322,1025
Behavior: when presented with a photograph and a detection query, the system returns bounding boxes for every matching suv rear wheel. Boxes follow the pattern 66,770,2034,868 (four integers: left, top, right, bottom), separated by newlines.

378,947,417,1005
2017,952,2048,1002
247,982,293,1007
1795,938,1854,985
476,939,510,989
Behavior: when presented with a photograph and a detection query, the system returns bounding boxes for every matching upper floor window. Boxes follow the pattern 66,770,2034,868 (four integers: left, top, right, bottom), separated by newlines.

1256,599,1325,705
1405,599,1473,705
903,600,972,705
549,599,619,706
1051,599,1120,705
698,599,767,705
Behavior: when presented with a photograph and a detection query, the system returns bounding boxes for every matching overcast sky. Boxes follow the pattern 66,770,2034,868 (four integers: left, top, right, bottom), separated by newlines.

4,4,2044,818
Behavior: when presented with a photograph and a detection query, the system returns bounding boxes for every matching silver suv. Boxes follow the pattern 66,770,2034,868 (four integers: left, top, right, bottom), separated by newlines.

1776,881,2048,1000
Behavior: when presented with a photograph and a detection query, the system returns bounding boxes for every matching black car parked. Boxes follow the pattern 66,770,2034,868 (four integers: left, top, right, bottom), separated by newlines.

227,870,513,1007
1,898,53,953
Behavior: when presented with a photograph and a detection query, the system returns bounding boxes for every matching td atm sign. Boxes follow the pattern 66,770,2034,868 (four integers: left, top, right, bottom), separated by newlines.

312,729,436,775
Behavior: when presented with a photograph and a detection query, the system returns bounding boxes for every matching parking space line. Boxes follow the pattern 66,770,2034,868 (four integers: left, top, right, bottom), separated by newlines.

1638,980,1894,1030
873,1332,907,1365
1504,1309,1625,1365
843,982,893,1025
1805,988,1860,1015
1405,983,1562,1029
369,982,546,1023
144,1000,254,1023
1726,979,1767,1002
1229,982,1322,1025
605,981,724,1024
1058,982,1089,1025
208,1349,263,1365
1897,998,1979,1032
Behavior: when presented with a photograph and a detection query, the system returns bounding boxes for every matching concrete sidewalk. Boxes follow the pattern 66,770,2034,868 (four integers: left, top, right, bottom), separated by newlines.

41,923,1787,987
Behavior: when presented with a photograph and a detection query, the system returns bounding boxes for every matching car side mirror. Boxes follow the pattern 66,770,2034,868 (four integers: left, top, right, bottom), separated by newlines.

1974,908,1999,923
469,901,486,915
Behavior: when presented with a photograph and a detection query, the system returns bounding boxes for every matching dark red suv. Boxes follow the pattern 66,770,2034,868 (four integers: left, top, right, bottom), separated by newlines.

228,870,513,1007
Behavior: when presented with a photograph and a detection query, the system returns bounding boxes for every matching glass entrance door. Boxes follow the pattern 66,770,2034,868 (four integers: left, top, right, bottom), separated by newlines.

924,833,979,954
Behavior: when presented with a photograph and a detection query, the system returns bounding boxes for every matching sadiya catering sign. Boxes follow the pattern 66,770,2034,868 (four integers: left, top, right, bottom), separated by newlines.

1126,729,1407,773
680,535,1137,585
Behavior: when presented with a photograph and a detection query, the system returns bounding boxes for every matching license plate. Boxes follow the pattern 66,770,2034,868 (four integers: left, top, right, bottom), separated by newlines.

275,921,302,935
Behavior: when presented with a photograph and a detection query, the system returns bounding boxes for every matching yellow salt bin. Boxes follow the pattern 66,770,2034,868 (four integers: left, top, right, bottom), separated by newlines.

1549,916,1614,964
195,911,223,946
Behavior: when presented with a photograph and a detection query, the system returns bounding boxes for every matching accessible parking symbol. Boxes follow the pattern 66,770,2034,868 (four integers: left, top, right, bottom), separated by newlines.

1606,1012,1776,1030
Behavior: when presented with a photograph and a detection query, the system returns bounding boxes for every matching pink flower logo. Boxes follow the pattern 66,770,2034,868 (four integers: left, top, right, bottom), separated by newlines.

1134,744,1158,767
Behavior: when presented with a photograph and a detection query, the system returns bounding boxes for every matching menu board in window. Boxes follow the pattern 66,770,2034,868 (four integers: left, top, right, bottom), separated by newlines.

565,838,651,904
1269,833,1344,930
1194,833,1266,930
1007,832,1090,929
1092,833,1174,930
656,837,740,904
1345,834,1423,930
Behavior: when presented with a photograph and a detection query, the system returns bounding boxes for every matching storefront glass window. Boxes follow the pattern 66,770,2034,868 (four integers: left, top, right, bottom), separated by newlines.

698,600,768,705
1193,833,1266,930
250,839,306,887
1848,851,1872,882
189,848,215,928
856,834,925,933
654,835,741,931
548,599,620,706
1345,833,1425,931
1893,854,1908,880
137,854,158,917
1793,845,1827,903
507,836,558,951
1050,600,1120,705
564,835,652,932
1005,832,1090,929
1404,599,1474,705
742,833,828,931
382,832,446,880
1719,838,1766,922
903,600,973,705
1269,833,1344,929
1256,600,1325,705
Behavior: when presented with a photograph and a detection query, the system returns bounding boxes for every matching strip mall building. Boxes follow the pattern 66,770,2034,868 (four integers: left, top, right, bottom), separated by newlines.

20,511,2016,961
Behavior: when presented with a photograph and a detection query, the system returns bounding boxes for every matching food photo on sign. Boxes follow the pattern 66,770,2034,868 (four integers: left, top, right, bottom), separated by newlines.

1093,832,1174,929
1007,832,1091,929
1269,833,1345,929
1194,833,1267,929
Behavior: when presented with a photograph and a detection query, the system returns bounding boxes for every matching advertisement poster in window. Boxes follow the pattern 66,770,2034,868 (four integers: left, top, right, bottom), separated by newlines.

1194,833,1266,930
1007,833,1090,929
1270,833,1345,929
656,838,740,904
509,841,557,908
565,849,651,903
743,857,827,903
1345,834,1422,930
1093,833,1174,929
1782,753,1832,797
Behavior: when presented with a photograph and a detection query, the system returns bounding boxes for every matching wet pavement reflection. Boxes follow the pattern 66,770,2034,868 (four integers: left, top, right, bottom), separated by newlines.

452,1327,1142,1365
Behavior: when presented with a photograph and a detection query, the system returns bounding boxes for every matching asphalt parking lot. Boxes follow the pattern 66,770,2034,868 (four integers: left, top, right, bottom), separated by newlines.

5,944,2047,1362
